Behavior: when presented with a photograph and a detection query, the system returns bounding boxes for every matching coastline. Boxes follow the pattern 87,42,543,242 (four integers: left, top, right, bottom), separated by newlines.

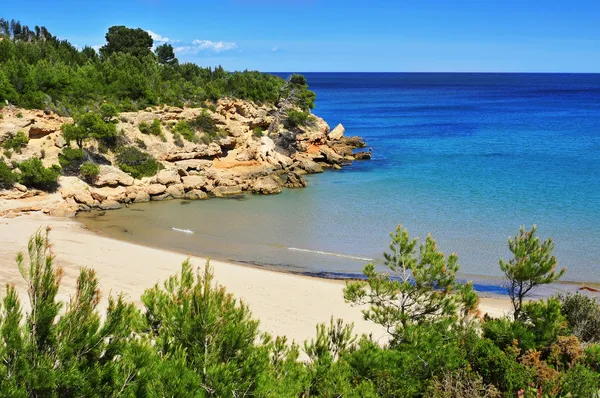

0,212,515,342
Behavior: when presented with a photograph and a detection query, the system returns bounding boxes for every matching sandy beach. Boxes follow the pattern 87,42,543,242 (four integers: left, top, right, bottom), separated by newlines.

0,212,513,343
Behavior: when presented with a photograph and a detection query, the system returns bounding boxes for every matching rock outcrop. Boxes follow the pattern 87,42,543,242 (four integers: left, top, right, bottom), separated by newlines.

1,99,370,216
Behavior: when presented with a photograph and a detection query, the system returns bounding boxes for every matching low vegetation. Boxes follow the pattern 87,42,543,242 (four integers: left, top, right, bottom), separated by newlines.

79,161,100,183
115,146,160,179
17,158,60,191
0,225,598,396
2,131,28,153
0,160,16,188
138,118,162,136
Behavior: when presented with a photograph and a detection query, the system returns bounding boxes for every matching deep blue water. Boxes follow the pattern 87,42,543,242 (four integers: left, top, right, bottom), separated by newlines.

285,73,600,282
80,73,600,284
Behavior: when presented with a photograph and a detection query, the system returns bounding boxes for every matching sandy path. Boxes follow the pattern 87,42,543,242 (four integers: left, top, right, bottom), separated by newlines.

0,213,511,343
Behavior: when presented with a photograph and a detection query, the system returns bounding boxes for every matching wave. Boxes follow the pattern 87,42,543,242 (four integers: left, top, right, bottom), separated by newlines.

172,227,194,234
288,247,372,262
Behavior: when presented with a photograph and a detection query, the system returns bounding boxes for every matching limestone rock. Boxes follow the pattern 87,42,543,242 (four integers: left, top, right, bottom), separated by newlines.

212,185,243,197
184,189,208,200
182,175,207,190
145,184,167,195
91,186,128,202
319,146,344,165
284,172,307,188
354,151,372,160
166,184,185,199
133,190,150,203
252,177,282,195
54,136,67,148
328,123,345,140
13,183,27,192
58,177,96,207
293,158,323,174
95,165,134,187
174,159,213,171
156,169,181,185
28,121,61,139
99,200,122,210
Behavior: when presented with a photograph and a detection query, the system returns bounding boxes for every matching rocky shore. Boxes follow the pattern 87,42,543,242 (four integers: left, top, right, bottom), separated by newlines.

0,100,371,217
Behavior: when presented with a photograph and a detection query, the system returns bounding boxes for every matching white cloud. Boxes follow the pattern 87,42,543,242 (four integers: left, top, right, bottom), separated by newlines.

147,30,169,43
91,44,102,52
191,39,238,53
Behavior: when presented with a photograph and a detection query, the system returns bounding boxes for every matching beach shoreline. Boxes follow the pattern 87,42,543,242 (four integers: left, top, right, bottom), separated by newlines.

0,212,519,342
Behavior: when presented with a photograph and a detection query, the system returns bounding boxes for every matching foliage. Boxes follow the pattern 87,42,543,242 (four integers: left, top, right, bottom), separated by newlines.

17,158,60,191
58,147,85,173
559,293,600,343
500,225,565,320
0,160,16,188
62,112,116,148
100,25,153,59
344,225,478,337
138,118,161,136
284,109,312,129
172,120,195,141
425,368,501,398
99,103,118,122
252,126,264,138
115,146,160,178
79,161,99,182
0,19,306,114
2,131,28,153
155,43,176,65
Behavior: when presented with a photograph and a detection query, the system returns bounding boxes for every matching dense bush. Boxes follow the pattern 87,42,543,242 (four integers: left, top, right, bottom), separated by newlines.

284,109,313,129
17,158,60,191
2,131,28,153
0,226,599,396
116,146,160,178
0,19,315,114
79,161,99,182
0,160,16,188
560,293,600,343
172,120,195,142
58,147,85,171
139,118,161,136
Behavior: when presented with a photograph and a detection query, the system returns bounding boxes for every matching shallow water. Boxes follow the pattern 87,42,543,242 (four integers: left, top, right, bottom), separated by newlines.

78,73,600,283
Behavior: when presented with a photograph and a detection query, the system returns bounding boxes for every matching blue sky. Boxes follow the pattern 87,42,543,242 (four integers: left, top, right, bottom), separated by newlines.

2,0,599,72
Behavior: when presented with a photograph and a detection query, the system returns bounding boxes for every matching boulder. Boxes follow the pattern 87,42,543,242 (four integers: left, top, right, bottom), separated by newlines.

166,184,185,199
58,177,96,207
151,192,172,201
91,186,128,202
354,151,372,160
144,184,167,195
293,158,323,174
184,189,209,200
174,159,213,171
133,190,150,203
328,123,345,140
182,175,207,190
13,183,27,192
341,136,366,148
54,136,67,148
99,200,122,210
284,172,307,188
319,146,344,165
156,169,181,185
212,185,243,197
252,177,282,195
94,165,134,187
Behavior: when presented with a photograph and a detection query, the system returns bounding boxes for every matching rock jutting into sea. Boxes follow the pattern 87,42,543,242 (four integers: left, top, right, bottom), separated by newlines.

0,99,369,217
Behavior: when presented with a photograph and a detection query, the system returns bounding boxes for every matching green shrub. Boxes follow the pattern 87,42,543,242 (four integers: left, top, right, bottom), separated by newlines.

190,111,217,136
139,119,162,136
559,293,600,343
0,161,16,189
172,120,195,142
560,364,600,396
79,161,100,183
284,109,312,129
116,146,160,179
18,158,60,191
58,147,86,176
3,131,29,153
16,112,23,118
252,126,264,138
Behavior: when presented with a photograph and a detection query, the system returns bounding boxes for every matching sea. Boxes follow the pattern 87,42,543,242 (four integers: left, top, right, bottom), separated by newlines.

78,73,600,286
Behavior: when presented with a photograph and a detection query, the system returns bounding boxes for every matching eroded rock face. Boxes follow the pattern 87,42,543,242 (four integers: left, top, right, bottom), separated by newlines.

1,100,370,216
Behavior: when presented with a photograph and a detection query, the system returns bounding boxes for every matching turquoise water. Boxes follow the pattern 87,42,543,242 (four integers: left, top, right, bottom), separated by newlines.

79,73,600,283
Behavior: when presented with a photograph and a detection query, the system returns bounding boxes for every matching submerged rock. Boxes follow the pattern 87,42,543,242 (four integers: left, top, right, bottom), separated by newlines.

284,172,307,188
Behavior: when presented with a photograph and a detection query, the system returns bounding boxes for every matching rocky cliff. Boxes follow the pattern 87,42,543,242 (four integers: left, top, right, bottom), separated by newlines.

0,99,370,217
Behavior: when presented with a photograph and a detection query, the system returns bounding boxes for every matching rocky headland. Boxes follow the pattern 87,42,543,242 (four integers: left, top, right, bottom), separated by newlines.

0,100,370,217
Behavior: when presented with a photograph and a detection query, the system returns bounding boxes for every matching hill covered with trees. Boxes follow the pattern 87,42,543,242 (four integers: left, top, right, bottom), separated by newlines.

0,19,314,115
